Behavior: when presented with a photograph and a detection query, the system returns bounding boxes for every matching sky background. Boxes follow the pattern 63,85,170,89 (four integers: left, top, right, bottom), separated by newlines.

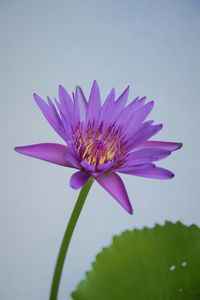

1,0,200,299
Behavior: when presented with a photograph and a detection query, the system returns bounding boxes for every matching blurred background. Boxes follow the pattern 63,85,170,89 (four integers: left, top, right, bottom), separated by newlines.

1,0,200,299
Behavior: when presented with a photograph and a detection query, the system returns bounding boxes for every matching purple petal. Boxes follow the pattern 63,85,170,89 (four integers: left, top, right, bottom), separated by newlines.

124,101,154,135
136,140,183,151
58,84,74,116
99,88,115,128
64,149,81,168
117,163,155,173
33,93,66,141
123,165,174,179
75,86,87,121
15,143,77,167
128,123,163,150
80,160,95,173
70,171,90,189
95,172,133,214
126,148,171,165
116,96,146,126
114,86,129,113
96,161,115,173
102,86,129,126
54,99,72,143
47,96,64,127
86,80,101,123
57,85,74,134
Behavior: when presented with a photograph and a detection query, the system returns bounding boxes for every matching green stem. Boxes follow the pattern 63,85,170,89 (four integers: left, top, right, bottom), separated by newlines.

49,178,93,300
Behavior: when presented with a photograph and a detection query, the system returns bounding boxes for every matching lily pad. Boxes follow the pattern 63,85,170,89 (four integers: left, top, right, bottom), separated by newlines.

72,222,200,300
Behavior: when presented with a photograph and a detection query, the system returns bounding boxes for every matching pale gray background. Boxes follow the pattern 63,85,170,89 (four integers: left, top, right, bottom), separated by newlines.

1,0,200,299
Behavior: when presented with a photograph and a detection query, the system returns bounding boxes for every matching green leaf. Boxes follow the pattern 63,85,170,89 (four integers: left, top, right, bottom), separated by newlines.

72,222,200,300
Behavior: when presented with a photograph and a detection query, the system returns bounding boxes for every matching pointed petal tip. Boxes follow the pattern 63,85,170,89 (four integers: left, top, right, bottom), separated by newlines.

76,85,81,90
161,168,175,179
127,205,134,214
139,96,146,101
177,143,183,150
92,80,101,91
119,200,133,214
58,84,66,94
58,84,64,89
95,172,133,214
155,168,175,179
15,146,26,154
92,80,100,91
150,100,154,106
110,88,115,97
14,146,21,153
33,93,44,104
138,140,182,152
33,92,39,100
124,85,130,92
144,100,154,110
75,85,85,97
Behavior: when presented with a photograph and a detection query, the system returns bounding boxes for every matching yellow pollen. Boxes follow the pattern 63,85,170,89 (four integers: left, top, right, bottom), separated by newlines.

82,141,115,166
72,122,127,168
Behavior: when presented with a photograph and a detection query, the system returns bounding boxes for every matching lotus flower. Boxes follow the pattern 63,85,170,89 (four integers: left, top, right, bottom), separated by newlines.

15,81,182,214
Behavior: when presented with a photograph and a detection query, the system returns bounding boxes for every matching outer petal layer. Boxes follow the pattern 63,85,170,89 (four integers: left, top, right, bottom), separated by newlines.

70,171,90,189
117,163,155,173
33,93,66,141
137,140,183,151
128,123,163,150
113,86,129,117
125,148,171,165
95,172,133,214
123,165,174,179
58,85,74,117
86,80,101,123
75,86,87,121
15,143,76,167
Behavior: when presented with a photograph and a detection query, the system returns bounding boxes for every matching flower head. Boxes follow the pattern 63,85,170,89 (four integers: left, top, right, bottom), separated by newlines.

15,81,182,213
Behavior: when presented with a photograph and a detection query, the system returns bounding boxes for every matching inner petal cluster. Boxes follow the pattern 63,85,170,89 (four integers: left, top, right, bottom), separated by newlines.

72,121,128,169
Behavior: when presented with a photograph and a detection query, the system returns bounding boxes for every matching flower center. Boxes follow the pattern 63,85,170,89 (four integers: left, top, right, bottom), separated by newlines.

72,122,127,167
82,140,116,165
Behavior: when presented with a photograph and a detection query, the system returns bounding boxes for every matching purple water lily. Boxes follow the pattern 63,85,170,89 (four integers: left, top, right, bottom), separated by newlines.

15,81,182,214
